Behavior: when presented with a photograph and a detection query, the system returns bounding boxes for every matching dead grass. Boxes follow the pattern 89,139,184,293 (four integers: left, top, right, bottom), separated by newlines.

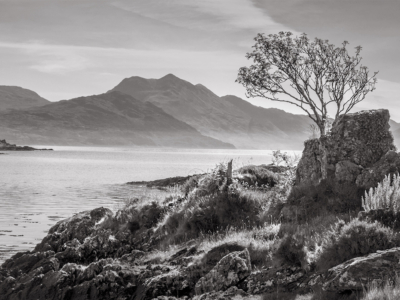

114,185,183,212
362,278,400,300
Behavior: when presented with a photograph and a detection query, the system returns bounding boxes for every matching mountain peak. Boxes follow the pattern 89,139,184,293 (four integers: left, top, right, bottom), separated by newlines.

0,85,49,112
160,74,179,80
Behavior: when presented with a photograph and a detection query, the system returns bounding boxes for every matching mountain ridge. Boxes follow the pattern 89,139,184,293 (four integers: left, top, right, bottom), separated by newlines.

111,75,314,149
0,86,50,112
1,74,399,150
0,91,234,149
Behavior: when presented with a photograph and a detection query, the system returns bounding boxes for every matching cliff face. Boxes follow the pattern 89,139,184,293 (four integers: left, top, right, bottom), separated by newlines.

296,109,399,189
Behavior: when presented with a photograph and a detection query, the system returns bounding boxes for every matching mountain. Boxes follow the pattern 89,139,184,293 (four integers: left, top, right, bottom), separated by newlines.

110,74,314,149
390,120,400,132
0,86,50,111
0,91,234,148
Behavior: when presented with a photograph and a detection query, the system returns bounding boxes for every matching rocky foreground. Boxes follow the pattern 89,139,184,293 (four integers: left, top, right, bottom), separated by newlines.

1,205,400,300
0,139,53,151
2,109,400,300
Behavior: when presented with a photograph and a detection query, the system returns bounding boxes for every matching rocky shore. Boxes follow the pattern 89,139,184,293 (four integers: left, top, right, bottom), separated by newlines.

2,204,400,300
0,139,53,151
2,109,400,300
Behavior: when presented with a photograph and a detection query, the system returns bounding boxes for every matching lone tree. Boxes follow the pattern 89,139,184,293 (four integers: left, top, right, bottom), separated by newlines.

237,32,378,137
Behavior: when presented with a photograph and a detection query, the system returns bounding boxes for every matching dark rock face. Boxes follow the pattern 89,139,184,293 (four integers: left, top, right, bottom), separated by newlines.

296,109,399,189
295,139,322,185
356,150,400,189
323,247,400,292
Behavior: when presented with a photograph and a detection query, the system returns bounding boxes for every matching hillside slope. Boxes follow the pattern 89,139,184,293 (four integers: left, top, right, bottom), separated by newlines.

110,74,313,149
0,86,50,111
0,91,234,148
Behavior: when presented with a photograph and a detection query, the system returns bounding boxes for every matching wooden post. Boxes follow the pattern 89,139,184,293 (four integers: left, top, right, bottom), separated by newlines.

227,159,233,184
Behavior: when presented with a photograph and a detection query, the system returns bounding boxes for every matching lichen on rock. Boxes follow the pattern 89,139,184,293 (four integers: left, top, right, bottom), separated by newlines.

194,249,251,295
296,109,398,188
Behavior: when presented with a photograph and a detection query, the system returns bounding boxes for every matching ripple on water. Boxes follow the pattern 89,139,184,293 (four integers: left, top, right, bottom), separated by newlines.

0,182,146,264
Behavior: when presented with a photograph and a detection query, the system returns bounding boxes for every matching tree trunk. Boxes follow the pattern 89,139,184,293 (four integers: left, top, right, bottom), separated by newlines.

318,121,328,180
319,136,329,180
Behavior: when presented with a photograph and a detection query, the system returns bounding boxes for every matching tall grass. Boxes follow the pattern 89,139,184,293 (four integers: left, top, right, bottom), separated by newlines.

362,173,400,212
362,277,400,300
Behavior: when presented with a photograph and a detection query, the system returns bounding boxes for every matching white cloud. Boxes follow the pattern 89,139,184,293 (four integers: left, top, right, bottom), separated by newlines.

352,79,400,122
0,41,91,74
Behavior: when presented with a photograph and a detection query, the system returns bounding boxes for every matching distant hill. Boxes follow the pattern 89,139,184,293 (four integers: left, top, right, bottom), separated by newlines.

110,74,314,149
2,77,399,150
0,91,234,148
0,86,50,111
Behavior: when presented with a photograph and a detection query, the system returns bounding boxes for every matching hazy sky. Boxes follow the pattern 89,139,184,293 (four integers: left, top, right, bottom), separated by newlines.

1,0,399,120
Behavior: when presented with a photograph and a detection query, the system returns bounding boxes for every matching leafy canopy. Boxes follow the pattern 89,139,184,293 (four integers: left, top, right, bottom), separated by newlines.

237,32,378,135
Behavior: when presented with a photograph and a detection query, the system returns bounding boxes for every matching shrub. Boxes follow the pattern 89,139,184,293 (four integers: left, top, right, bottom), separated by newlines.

237,165,280,187
316,219,400,271
271,150,299,189
137,201,166,229
274,233,307,267
362,173,400,213
359,209,400,231
162,190,263,243
195,225,279,269
195,163,229,197
286,180,364,222
108,200,166,234
181,175,200,196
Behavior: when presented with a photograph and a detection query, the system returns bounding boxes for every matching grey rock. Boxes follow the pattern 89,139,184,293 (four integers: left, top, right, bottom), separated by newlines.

194,249,251,295
323,247,400,292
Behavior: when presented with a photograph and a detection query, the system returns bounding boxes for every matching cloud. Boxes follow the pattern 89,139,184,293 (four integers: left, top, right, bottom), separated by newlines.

110,0,289,32
0,41,91,74
353,79,400,122
251,0,400,82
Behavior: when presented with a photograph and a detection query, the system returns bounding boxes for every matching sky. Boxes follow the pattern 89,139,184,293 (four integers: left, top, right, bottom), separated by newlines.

1,0,399,121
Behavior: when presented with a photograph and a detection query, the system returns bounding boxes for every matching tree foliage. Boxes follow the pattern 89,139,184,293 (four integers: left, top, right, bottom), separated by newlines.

237,32,378,135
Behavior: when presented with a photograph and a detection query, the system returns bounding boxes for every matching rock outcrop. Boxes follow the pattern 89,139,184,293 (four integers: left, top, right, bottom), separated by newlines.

3,203,400,299
296,109,400,189
194,249,251,295
0,206,255,300
323,247,400,292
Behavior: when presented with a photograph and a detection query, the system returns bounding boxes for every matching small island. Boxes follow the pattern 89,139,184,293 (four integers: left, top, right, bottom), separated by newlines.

0,139,53,151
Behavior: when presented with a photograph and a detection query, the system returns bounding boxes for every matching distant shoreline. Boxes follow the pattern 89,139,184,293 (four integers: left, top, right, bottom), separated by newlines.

0,139,53,151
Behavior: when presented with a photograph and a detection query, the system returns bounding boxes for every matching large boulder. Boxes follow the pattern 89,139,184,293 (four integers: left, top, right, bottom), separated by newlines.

295,139,322,185
356,150,400,189
194,249,251,295
323,247,400,292
296,109,399,189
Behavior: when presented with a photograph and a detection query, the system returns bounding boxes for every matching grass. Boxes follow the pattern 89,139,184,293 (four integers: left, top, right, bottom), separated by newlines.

362,173,400,212
362,277,400,300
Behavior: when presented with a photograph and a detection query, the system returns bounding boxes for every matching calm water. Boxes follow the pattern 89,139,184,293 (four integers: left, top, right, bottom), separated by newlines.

0,146,289,263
